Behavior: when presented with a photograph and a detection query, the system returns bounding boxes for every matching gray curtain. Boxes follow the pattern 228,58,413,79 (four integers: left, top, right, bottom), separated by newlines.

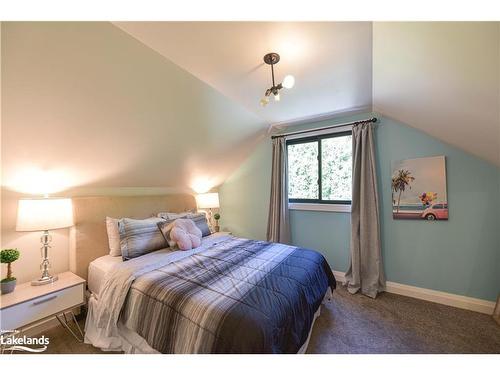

266,137,291,244
345,122,386,298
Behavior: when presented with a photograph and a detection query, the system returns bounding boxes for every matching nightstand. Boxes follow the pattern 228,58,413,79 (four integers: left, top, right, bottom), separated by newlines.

0,271,85,343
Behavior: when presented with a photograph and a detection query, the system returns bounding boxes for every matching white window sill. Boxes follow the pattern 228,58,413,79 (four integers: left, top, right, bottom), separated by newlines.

289,202,351,213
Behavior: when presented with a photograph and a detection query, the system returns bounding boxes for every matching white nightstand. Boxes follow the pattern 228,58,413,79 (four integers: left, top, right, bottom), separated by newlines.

0,271,85,343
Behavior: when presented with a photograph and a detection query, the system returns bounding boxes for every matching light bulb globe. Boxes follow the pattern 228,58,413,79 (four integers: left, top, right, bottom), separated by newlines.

282,75,295,89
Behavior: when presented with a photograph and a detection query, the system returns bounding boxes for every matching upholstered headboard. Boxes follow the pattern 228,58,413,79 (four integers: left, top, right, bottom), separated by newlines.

69,194,196,280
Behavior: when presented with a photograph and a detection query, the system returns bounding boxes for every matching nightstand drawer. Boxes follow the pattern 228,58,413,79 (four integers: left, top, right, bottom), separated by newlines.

0,283,84,331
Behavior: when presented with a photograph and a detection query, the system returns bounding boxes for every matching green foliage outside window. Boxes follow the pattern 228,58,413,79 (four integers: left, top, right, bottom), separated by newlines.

288,133,352,202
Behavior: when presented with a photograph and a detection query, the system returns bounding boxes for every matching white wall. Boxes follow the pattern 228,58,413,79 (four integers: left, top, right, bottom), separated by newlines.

1,22,265,283
373,22,500,166
2,22,266,193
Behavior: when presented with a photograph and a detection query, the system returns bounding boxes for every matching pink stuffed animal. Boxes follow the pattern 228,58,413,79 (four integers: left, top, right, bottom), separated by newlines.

166,219,202,250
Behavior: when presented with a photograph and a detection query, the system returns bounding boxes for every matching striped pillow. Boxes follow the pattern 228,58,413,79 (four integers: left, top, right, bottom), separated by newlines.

190,213,211,237
119,217,168,260
157,211,211,237
157,210,195,220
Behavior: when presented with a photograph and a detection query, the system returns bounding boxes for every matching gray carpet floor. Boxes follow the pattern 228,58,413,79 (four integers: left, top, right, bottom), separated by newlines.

24,286,500,354
306,286,500,353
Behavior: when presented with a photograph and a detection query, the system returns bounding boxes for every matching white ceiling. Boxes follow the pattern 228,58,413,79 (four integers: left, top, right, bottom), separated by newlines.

4,22,497,203
113,22,373,126
2,22,267,195
115,22,500,166
373,22,500,166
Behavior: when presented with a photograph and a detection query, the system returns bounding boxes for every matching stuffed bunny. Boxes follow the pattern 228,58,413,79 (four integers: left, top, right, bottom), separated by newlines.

162,218,202,250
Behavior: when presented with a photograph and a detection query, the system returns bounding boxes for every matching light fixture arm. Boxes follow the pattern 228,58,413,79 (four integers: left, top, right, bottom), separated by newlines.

261,52,293,106
270,62,276,88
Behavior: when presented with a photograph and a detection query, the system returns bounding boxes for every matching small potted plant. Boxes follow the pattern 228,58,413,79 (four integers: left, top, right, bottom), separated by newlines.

213,213,221,232
1,248,20,294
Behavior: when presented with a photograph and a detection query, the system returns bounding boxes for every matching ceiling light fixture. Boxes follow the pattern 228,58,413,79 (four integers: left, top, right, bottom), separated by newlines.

260,52,294,106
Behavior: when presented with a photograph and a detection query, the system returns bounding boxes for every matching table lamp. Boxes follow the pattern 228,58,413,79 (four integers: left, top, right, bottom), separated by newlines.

195,193,219,232
16,198,74,286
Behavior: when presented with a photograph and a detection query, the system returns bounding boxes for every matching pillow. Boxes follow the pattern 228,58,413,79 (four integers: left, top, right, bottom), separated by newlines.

158,219,202,250
157,211,211,237
157,220,177,248
106,217,121,257
190,213,211,237
157,210,195,220
119,217,168,260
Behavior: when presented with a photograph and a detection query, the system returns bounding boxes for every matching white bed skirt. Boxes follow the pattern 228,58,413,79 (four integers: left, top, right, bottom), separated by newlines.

85,289,332,354
85,294,159,353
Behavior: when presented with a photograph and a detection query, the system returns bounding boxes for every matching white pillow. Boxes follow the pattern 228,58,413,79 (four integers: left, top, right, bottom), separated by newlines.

106,217,121,257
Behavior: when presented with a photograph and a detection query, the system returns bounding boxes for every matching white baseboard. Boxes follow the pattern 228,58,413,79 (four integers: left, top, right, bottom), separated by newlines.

332,271,347,283
332,270,495,315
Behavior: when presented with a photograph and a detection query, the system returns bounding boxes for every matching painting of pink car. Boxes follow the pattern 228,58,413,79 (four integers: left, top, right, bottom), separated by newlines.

421,203,448,220
392,156,448,221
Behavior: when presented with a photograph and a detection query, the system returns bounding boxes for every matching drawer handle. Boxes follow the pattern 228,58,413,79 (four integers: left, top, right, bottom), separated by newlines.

33,295,58,305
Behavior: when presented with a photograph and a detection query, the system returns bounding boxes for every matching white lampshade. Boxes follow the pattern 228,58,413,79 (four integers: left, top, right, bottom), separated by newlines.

195,193,220,209
16,198,74,232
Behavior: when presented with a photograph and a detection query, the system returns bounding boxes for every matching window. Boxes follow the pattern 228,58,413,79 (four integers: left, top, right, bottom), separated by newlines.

287,131,352,206
432,204,447,209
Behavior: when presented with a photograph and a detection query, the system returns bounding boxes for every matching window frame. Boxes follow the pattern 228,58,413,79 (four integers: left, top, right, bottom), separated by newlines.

286,130,353,206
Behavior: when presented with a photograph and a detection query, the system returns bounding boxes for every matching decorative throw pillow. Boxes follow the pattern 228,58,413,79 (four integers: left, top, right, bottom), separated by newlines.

119,217,168,260
157,211,211,237
106,217,121,257
157,210,195,220
189,213,211,237
158,219,202,251
157,220,176,248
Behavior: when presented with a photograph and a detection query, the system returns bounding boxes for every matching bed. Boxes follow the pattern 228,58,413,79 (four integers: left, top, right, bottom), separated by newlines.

70,195,336,354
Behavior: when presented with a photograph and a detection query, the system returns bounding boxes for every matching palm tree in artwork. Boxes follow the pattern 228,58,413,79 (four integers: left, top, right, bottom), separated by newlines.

392,169,415,213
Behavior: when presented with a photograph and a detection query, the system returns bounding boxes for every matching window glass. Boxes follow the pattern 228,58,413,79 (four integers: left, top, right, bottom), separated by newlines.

321,135,352,201
286,131,352,204
287,141,319,200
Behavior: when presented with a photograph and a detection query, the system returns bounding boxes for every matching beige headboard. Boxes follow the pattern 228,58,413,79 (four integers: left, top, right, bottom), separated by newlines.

69,194,196,280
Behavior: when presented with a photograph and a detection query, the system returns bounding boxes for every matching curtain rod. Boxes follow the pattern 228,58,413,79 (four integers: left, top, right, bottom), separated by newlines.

270,117,377,139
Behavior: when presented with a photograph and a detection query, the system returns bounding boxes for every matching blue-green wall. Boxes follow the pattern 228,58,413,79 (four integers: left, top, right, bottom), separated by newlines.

220,113,500,301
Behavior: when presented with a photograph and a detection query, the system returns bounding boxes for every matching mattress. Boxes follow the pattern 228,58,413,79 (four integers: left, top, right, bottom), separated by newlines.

87,255,123,296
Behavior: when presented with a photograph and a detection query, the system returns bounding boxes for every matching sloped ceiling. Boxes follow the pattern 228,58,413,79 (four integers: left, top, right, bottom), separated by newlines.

1,22,267,195
373,22,500,166
116,21,500,166
113,22,373,125
2,22,499,200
